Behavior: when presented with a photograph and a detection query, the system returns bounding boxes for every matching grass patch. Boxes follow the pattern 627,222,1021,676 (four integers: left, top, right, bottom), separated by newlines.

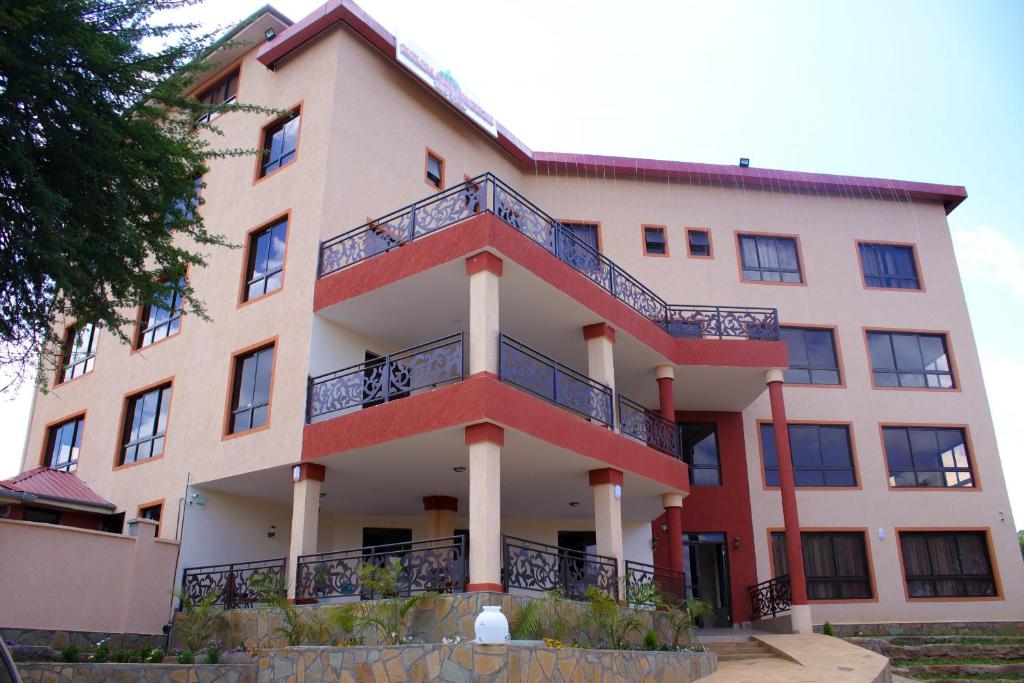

894,657,1024,666
908,674,1024,681
889,636,1024,646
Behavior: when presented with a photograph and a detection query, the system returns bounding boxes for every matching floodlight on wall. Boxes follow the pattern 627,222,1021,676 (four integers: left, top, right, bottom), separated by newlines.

265,27,277,41
739,158,750,168
268,525,276,538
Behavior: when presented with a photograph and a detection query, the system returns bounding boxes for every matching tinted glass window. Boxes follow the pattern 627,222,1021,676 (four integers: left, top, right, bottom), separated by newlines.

121,385,172,465
761,424,856,487
867,331,954,388
259,111,300,176
687,229,710,256
900,531,996,598
739,235,802,283
45,417,83,472
60,323,98,382
245,219,288,301
859,243,920,289
644,226,666,255
884,426,974,488
780,327,840,385
680,422,721,486
137,278,185,348
230,345,274,433
772,531,873,599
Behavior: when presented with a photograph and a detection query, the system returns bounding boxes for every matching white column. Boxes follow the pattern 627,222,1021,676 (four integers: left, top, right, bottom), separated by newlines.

583,323,616,392
466,423,503,591
287,463,324,599
466,253,502,375
590,468,625,588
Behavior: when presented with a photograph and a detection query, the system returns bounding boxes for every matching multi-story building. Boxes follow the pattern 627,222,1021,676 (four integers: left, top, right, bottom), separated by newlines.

18,2,1022,633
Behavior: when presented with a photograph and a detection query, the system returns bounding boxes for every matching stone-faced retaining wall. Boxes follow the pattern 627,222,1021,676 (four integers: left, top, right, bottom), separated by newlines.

16,662,253,683
822,621,1024,637
2,626,164,650
175,592,687,651
256,644,717,683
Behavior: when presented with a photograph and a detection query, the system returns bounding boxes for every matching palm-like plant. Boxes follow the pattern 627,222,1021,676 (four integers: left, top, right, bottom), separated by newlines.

353,559,437,645
510,590,574,641
172,589,226,652
656,594,713,648
580,585,641,649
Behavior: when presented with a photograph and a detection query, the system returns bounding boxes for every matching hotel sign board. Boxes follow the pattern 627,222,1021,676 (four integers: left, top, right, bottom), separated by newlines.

396,38,499,138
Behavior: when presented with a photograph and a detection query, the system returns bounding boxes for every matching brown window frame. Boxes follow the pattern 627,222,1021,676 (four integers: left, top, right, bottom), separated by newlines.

225,341,277,437
57,322,99,385
256,107,302,180
424,148,445,190
44,414,85,472
117,382,173,468
686,228,713,258
641,225,669,257
239,214,289,305
137,500,164,537
898,530,999,599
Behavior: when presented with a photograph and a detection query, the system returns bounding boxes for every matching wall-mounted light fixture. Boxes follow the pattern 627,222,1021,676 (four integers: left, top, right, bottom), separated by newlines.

733,536,741,551
660,522,669,534
267,525,277,538
264,27,277,41
651,537,659,551
739,158,750,168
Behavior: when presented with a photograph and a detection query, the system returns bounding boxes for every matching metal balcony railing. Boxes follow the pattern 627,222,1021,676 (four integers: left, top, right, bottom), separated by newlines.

502,535,618,600
749,574,792,619
624,560,686,606
318,173,779,341
498,333,614,428
617,394,678,458
179,557,287,610
295,536,467,601
306,333,463,422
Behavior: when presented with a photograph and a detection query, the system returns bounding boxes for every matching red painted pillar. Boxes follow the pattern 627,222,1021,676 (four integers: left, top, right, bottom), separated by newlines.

661,492,685,597
766,374,808,607
655,365,675,421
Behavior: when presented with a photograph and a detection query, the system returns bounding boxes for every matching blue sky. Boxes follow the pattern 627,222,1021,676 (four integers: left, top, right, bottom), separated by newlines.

1,0,1021,520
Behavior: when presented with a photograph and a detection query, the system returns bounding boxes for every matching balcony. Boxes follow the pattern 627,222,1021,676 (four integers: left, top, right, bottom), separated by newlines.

318,173,778,342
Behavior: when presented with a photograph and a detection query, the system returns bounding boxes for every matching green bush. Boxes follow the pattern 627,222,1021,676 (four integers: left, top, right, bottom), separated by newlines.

510,590,574,642
643,629,660,651
60,647,80,663
205,645,220,664
144,648,165,664
176,650,196,664
350,560,437,645
113,648,139,663
822,621,834,637
90,641,110,663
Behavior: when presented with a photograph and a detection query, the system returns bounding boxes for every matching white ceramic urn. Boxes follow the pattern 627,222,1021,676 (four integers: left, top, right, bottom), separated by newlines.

474,605,510,644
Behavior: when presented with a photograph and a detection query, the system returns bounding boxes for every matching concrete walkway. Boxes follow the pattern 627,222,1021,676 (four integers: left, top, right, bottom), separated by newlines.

700,634,892,683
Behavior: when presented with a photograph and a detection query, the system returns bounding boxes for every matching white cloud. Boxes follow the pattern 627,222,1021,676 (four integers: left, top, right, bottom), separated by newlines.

976,351,1024,527
951,224,1024,299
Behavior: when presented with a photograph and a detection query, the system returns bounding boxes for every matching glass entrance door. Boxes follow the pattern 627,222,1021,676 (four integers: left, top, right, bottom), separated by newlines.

683,532,731,627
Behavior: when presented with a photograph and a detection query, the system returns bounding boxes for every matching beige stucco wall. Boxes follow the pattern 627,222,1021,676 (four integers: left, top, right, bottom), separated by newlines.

19,14,1022,625
0,518,177,634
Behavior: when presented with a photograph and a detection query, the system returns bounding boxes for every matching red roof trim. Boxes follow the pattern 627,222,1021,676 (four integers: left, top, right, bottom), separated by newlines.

256,1,967,214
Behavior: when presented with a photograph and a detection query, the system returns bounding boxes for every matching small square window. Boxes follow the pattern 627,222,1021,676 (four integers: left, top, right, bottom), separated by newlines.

195,69,239,124
739,234,802,282
859,242,921,289
687,229,712,257
138,502,163,536
58,323,98,384
425,150,444,190
642,226,667,256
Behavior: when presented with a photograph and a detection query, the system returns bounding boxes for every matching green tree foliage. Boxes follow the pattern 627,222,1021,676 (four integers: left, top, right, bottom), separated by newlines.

352,559,438,645
0,0,271,385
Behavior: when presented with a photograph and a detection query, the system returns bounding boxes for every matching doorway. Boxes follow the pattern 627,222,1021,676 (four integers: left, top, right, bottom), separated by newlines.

683,532,731,627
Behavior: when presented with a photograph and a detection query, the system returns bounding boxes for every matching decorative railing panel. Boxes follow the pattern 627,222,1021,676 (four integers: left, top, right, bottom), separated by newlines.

307,333,463,422
296,536,466,601
498,334,614,428
180,557,286,610
749,575,792,619
502,535,618,600
663,305,778,340
318,173,778,341
617,395,678,458
624,560,686,606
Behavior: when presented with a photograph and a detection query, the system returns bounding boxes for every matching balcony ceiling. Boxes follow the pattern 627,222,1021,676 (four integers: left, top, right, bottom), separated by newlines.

196,425,670,521
316,246,773,412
